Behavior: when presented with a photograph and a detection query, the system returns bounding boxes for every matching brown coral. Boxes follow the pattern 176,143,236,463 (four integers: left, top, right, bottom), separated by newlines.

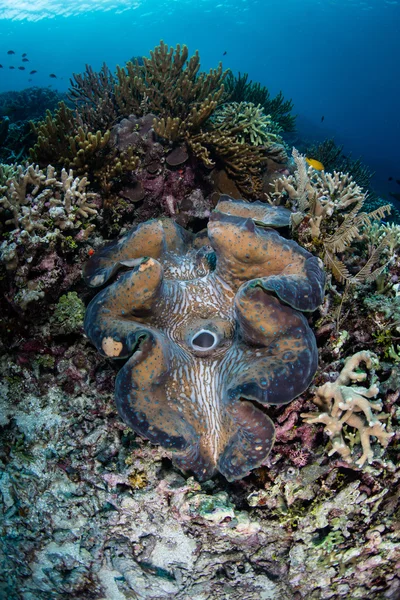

115,41,227,122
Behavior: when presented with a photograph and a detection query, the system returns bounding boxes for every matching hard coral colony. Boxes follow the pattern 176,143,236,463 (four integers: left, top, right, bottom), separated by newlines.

84,198,325,480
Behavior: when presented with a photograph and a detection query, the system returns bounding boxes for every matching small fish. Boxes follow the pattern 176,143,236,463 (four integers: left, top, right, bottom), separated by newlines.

22,53,27,57
49,73,57,78
22,58,29,62
0,65,2,68
9,66,15,70
223,50,227,56
18,66,25,70
321,115,325,122
30,70,37,74
7,50,15,55
388,177,393,181
306,157,324,171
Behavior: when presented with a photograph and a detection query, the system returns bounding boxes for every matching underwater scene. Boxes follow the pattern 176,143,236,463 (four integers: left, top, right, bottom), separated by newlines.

0,1,399,598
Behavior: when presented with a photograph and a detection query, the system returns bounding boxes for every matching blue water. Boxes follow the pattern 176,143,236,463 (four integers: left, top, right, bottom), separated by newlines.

0,0,399,199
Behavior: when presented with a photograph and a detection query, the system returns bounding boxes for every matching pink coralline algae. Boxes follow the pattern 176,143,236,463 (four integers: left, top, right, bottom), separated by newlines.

83,198,325,481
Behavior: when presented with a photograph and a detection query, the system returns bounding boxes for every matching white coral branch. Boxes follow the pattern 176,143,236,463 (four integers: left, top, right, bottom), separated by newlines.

301,351,393,467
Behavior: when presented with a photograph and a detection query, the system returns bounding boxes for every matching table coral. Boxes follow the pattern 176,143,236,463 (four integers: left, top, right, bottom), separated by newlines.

83,198,325,481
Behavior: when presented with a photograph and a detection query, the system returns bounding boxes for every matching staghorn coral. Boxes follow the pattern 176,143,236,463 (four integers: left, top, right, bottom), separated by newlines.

301,351,393,466
272,148,392,284
29,102,139,199
304,138,374,191
68,63,118,131
30,102,113,176
29,101,80,167
224,71,296,132
83,198,325,481
211,101,283,146
115,40,227,123
0,163,98,237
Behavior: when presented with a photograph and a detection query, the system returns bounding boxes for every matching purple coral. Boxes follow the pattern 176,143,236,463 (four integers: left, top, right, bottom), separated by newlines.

83,198,325,481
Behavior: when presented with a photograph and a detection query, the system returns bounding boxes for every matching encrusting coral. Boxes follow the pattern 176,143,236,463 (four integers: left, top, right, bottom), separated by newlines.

83,197,325,481
301,351,393,466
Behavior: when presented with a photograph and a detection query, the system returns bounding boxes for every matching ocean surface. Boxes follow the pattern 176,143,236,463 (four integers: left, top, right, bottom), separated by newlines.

0,0,399,200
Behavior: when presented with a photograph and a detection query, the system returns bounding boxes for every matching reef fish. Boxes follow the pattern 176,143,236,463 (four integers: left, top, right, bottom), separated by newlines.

22,58,29,62
49,73,57,78
18,66,25,70
30,70,37,74
22,53,27,57
306,157,324,171
9,66,15,70
0,65,2,68
7,50,15,55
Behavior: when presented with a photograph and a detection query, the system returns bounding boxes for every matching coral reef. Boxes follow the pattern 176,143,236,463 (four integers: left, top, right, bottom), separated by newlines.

68,63,118,131
0,163,99,313
27,43,290,203
272,148,392,284
0,87,66,123
0,163,98,239
225,70,296,132
115,40,227,123
30,102,139,199
1,40,400,600
1,342,399,599
304,138,374,191
83,198,325,481
210,101,283,146
301,351,393,466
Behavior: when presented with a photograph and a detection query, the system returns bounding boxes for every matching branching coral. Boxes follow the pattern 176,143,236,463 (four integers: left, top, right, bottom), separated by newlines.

210,102,283,146
29,102,80,166
0,163,98,238
272,148,392,283
189,128,277,196
83,198,325,481
29,102,139,199
304,138,374,191
224,71,296,132
115,41,227,123
29,44,289,203
30,102,114,175
301,351,393,466
68,63,118,131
